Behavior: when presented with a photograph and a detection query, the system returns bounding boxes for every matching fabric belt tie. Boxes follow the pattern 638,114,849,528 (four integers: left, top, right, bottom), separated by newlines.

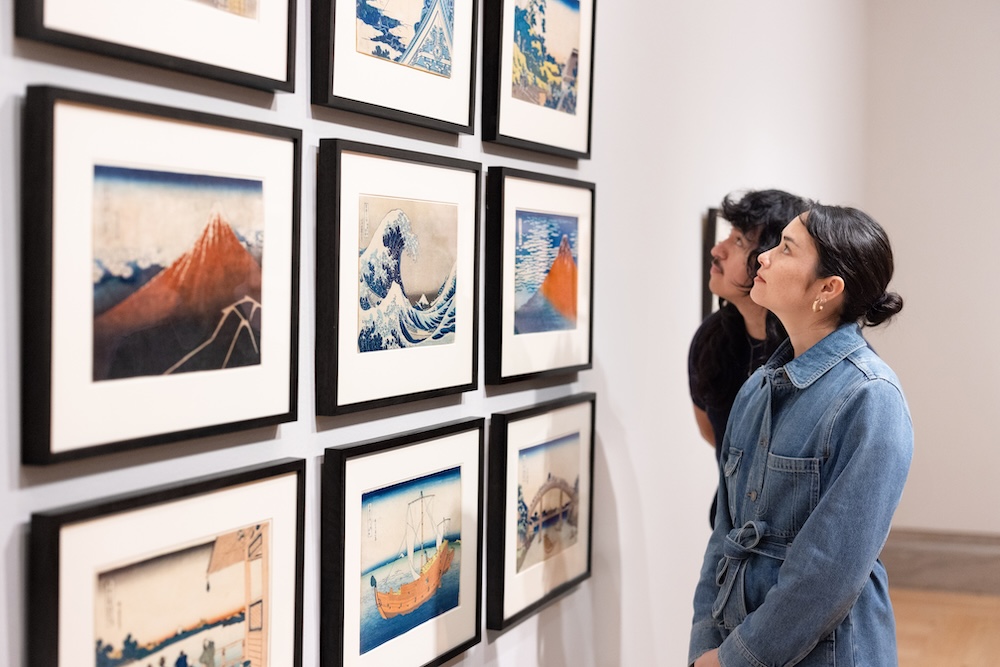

712,520,787,620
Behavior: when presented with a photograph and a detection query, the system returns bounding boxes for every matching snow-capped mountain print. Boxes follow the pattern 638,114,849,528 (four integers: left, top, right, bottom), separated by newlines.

356,196,458,352
514,209,578,333
91,165,265,381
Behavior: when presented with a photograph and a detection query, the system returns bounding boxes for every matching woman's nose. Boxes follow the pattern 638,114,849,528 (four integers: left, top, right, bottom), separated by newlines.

758,250,771,267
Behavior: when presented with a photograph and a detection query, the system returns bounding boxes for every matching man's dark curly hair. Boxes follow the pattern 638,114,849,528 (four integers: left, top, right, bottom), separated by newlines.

693,189,812,410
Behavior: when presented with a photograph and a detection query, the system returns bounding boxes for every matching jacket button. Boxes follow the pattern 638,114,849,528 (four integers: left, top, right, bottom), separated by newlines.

748,490,758,501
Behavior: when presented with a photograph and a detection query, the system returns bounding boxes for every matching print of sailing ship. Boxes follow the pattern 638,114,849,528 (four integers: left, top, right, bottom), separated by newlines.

94,523,270,667
359,467,461,655
514,210,579,334
371,490,454,618
357,0,456,77
93,212,263,381
357,206,457,352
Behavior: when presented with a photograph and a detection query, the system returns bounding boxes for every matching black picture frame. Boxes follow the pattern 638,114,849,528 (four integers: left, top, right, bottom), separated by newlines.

312,0,479,133
487,393,596,630
316,139,481,414
21,86,301,464
485,167,595,384
702,207,731,320
29,458,307,667
322,419,485,667
15,0,295,91
482,0,596,158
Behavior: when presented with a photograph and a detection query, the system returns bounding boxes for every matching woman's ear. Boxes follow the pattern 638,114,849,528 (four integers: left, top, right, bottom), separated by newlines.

820,275,845,300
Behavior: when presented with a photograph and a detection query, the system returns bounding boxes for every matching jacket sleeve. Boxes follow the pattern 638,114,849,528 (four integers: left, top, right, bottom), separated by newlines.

717,378,913,667
688,438,735,664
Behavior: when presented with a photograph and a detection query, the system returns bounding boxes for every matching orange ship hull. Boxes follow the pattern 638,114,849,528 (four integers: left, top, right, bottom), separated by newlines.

374,540,454,619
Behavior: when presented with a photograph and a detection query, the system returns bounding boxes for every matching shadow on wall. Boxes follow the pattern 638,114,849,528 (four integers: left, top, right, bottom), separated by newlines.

532,363,639,665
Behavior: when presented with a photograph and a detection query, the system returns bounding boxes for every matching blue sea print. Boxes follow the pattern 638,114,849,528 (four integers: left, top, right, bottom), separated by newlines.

517,433,581,572
514,209,579,334
356,0,455,77
511,0,581,114
94,523,270,667
357,195,458,353
360,467,462,655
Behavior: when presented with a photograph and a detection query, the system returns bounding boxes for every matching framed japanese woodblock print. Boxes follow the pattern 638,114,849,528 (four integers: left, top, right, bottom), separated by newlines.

702,207,732,319
482,0,596,158
15,0,295,90
21,86,301,464
322,419,484,667
484,167,594,384
487,393,595,630
312,0,478,133
316,140,480,414
29,458,306,667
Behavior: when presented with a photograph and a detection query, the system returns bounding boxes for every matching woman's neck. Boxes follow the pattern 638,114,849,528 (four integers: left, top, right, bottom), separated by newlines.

785,321,838,358
733,297,768,340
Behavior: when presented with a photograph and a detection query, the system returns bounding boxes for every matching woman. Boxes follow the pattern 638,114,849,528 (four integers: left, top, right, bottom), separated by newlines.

688,205,913,667
688,190,810,527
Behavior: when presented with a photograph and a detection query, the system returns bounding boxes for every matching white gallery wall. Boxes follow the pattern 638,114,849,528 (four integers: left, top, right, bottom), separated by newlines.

1,0,994,665
862,0,1000,536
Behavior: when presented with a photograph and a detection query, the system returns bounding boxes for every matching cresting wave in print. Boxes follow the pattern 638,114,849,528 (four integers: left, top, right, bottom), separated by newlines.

91,165,264,382
356,194,458,353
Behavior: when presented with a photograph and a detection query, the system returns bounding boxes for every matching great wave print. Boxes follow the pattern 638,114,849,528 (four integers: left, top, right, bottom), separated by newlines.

357,195,458,352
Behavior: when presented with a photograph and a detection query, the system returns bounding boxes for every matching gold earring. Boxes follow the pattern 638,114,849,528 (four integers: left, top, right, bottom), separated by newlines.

812,298,825,313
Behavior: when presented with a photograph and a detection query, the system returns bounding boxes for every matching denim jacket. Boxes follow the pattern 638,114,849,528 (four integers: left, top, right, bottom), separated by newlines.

689,323,913,667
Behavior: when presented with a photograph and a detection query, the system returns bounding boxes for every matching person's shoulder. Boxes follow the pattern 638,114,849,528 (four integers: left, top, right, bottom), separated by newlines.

845,342,902,387
691,305,737,343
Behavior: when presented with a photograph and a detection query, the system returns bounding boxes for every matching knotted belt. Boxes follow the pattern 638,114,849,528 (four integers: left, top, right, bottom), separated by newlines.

712,520,788,621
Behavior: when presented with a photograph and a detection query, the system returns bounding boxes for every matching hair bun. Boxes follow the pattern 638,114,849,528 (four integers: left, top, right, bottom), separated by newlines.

864,291,903,326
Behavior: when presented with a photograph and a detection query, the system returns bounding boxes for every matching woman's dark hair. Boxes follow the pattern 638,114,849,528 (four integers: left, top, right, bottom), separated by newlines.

721,189,812,292
693,190,811,409
802,204,903,327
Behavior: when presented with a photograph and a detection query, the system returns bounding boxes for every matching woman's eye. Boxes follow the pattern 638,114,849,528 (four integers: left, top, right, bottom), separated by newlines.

782,244,790,254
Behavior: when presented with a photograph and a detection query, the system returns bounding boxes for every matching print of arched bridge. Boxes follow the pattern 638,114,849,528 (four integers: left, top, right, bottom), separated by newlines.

517,476,578,569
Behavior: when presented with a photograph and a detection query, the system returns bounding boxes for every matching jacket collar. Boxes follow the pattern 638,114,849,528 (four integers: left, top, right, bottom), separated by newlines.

766,323,868,389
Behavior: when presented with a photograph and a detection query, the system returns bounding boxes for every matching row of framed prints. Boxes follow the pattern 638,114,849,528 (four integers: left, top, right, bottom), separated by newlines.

16,0,596,157
20,86,595,464
29,393,596,667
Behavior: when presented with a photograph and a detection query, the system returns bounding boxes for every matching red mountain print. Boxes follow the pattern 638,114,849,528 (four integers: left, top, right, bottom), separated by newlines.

93,213,263,380
539,234,578,322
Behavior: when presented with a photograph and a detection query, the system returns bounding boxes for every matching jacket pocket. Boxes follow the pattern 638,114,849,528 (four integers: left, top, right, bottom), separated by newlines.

723,448,743,519
792,632,837,667
761,452,820,538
